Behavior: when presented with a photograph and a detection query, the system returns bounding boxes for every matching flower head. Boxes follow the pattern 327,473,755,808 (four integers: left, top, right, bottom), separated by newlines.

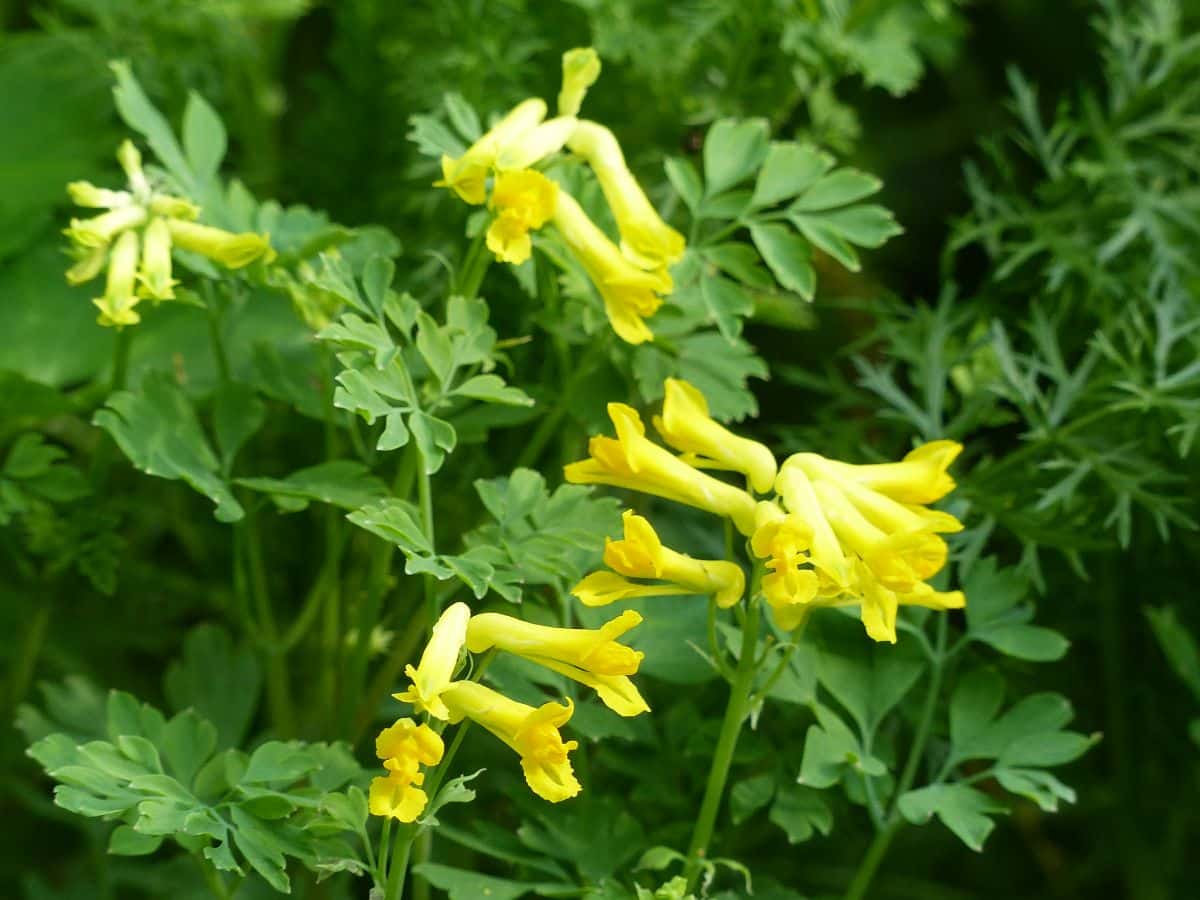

486,169,559,264
394,602,471,720
441,681,581,802
565,403,758,534
368,718,444,823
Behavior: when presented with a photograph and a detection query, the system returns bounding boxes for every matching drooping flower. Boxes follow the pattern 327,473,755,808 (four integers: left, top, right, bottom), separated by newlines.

552,192,671,344
368,718,445,823
653,378,777,493
137,217,177,300
440,681,581,802
573,510,745,610
486,169,559,265
465,609,649,717
566,120,685,271
565,402,758,534
165,219,275,269
394,602,471,721
93,229,141,328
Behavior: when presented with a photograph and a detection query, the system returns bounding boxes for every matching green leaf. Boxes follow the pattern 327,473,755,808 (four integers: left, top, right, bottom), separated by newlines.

414,863,569,900
749,223,816,299
703,119,770,195
348,498,433,556
792,169,882,212
768,783,833,844
408,410,457,474
421,769,484,827
229,806,290,893
730,774,775,824
237,461,388,512
702,244,774,288
699,276,753,341
182,91,227,183
950,669,1006,751
164,625,261,750
897,784,1005,851
212,382,265,473
1146,606,1200,701
241,741,322,785
452,374,534,406
752,142,832,208
93,373,243,523
798,705,885,788
361,254,395,321
108,825,163,856
110,61,193,195
964,558,1069,661
416,311,455,386
665,157,703,212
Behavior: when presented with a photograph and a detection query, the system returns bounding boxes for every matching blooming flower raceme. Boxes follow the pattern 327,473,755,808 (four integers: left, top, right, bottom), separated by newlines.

465,609,649,716
394,602,471,720
368,718,444,822
440,681,581,802
573,510,745,609
565,402,758,534
63,140,274,326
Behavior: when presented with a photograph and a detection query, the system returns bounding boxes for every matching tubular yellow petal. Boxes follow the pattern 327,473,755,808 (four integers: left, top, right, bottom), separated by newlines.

137,217,177,300
567,121,685,269
776,462,849,587
68,181,131,209
552,191,667,344
558,47,601,117
603,510,665,576
165,219,274,269
570,570,694,606
148,194,201,220
440,682,581,803
375,718,445,767
653,378,777,493
486,211,535,264
436,153,490,205
65,205,148,249
66,245,109,286
93,229,141,328
117,140,149,196
534,657,649,717
486,169,559,264
495,117,577,171
837,440,962,504
393,602,471,721
465,610,644,676
857,570,900,644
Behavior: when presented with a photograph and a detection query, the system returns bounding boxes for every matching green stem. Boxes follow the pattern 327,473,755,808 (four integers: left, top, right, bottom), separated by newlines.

454,230,492,300
515,340,606,471
241,504,295,737
110,327,133,394
196,856,231,900
204,283,232,383
6,603,50,708
684,596,762,890
842,820,901,900
891,615,948,811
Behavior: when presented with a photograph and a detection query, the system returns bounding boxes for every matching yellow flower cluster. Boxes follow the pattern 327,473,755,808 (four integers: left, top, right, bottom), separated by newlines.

368,718,444,822
376,600,648,815
567,378,966,643
435,47,684,345
63,140,274,327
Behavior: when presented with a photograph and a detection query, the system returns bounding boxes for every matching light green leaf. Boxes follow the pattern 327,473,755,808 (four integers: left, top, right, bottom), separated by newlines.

752,142,832,208
108,825,163,856
164,625,261,750
665,157,703,212
182,91,227,183
769,783,833,844
703,119,770,195
110,61,193,194
897,784,1004,851
237,460,388,512
792,169,882,212
699,275,753,340
750,223,816,299
452,374,534,407
212,382,265,473
731,774,775,824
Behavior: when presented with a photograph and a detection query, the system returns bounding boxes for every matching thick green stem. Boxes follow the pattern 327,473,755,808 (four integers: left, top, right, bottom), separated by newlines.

684,597,762,889
842,821,901,900
383,825,414,900
110,327,133,395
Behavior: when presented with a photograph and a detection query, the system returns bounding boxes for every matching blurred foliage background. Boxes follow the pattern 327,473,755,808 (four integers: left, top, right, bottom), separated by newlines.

2,1,1198,899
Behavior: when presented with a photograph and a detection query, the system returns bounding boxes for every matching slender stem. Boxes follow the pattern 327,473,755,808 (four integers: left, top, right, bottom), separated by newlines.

684,596,762,890
454,230,492,301
204,283,232,383
514,340,606,471
241,503,295,736
891,615,948,812
383,826,414,900
110,327,133,395
6,603,50,707
196,856,231,900
378,817,393,886
842,821,902,900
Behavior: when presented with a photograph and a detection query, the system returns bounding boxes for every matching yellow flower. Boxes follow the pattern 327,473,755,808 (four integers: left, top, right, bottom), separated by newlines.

558,47,601,117
815,440,963,505
394,602,471,721
567,121,686,270
552,192,670,344
65,205,148,249
565,403,758,534
586,510,745,608
368,717,445,822
571,570,693,607
436,98,569,204
165,219,275,269
93,229,141,328
148,194,200,220
368,773,429,823
751,501,821,628
486,169,559,265
66,245,110,286
855,562,966,644
116,139,149,196
137,217,177,300
774,462,852,589
465,608,649,717
653,378,777,493
67,181,132,209
441,681,581,802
